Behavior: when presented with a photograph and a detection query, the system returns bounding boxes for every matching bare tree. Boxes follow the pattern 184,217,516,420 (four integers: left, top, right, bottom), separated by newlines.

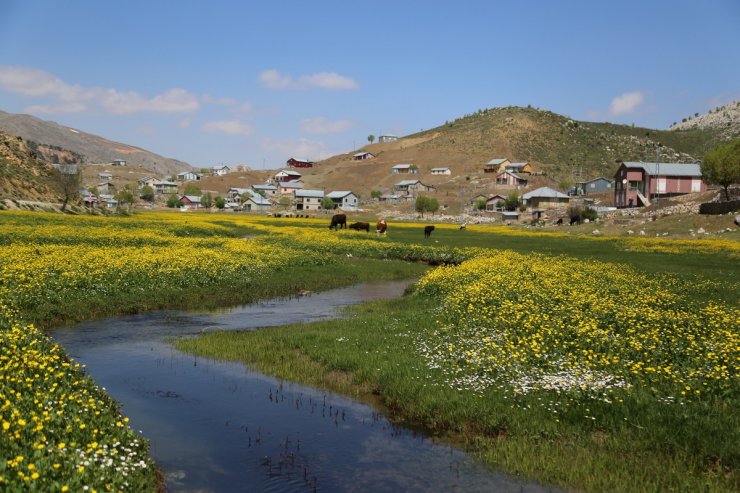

52,164,81,212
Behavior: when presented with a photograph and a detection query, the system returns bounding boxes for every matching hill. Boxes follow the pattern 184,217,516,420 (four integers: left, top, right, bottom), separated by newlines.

300,105,739,208
669,100,740,139
0,110,192,176
0,130,56,202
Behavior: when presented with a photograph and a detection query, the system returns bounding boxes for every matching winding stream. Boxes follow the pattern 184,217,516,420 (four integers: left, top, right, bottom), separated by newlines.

52,281,557,492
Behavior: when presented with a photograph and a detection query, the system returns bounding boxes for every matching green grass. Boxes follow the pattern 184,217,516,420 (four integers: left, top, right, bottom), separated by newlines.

178,292,739,493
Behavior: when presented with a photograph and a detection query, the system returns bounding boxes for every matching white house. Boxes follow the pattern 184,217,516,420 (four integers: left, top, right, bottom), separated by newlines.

522,187,570,210
327,191,359,210
242,193,271,212
431,167,451,175
152,180,178,195
211,165,230,176
112,159,126,166
378,134,398,143
98,172,113,180
177,171,202,181
294,189,324,211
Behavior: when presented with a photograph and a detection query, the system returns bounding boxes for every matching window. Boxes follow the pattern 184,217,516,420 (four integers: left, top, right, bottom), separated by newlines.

629,181,641,191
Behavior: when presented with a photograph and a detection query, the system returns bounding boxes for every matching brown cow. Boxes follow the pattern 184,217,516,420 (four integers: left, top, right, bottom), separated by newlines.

329,214,347,230
349,221,370,232
376,219,387,234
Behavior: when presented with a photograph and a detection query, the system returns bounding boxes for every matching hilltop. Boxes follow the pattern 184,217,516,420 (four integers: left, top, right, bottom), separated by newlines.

669,100,740,139
0,110,192,176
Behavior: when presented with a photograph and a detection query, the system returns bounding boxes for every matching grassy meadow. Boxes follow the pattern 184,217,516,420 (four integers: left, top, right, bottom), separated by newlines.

1,210,738,492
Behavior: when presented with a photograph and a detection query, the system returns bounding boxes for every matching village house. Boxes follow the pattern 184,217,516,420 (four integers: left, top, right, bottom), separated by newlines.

431,167,451,175
153,179,178,195
504,162,533,174
571,177,614,196
112,159,126,166
485,194,507,211
484,158,510,173
176,171,202,182
225,187,251,207
242,193,271,212
80,189,98,207
378,134,398,143
180,195,202,209
137,176,156,189
614,161,705,208
251,183,277,197
293,190,324,211
278,180,304,195
394,179,434,195
98,172,112,180
211,165,230,176
495,170,529,187
379,194,401,203
391,164,417,174
353,151,375,161
522,187,570,210
274,169,302,182
327,191,359,210
287,158,314,168
96,181,115,194
98,194,118,209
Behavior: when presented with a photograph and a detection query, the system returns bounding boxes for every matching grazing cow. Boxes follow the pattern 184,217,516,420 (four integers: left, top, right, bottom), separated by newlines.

556,218,563,225
376,219,387,234
349,221,370,232
424,225,435,238
328,213,347,230
459,222,467,230
569,216,580,225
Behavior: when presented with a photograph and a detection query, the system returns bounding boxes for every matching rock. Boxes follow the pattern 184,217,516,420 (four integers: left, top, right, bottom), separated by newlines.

662,232,669,236
639,230,646,236
592,229,600,235
627,230,634,235
697,227,705,234
584,218,590,223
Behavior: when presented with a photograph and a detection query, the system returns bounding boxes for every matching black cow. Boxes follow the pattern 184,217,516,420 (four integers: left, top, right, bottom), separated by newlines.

569,216,580,225
349,222,370,232
424,225,435,238
329,214,347,230
556,218,563,225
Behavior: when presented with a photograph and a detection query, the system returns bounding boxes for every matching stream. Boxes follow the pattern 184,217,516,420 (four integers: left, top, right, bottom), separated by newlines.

52,280,557,493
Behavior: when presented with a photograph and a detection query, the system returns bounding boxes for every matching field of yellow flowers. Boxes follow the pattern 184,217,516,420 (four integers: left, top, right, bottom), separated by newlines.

1,210,738,492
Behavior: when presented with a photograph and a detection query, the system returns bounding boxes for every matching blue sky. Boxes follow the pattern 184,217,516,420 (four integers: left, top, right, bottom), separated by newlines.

0,0,738,168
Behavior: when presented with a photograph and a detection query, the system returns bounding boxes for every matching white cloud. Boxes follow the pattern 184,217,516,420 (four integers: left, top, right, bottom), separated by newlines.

202,119,254,136
0,65,200,114
262,137,331,161
23,102,88,114
259,69,358,90
609,91,644,116
300,116,354,134
178,118,193,128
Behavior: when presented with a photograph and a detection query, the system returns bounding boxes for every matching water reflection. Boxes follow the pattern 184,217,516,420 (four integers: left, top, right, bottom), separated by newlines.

52,281,558,493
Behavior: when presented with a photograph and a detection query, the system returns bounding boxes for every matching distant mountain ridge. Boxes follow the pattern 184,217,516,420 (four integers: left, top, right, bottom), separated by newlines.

0,110,192,176
670,100,740,138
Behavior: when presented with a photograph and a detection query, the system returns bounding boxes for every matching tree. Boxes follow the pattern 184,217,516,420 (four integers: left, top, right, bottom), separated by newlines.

367,134,375,144
51,164,81,212
321,196,335,209
116,186,136,210
415,195,439,217
701,139,740,201
475,198,487,210
370,190,382,200
201,192,213,208
278,196,291,210
504,192,520,211
166,194,181,208
140,185,154,202
183,184,202,196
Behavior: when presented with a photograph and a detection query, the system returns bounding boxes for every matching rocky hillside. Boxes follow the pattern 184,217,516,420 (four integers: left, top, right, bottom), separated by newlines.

0,131,56,201
669,100,740,140
0,110,192,176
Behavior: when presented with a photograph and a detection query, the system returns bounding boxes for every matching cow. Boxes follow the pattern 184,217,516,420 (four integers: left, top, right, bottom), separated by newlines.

556,218,563,225
424,225,435,238
329,213,347,230
569,216,580,225
376,219,387,234
349,221,370,232
459,222,467,230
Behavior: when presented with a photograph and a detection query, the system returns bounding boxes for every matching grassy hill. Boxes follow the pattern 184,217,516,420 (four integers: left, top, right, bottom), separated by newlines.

298,105,738,209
